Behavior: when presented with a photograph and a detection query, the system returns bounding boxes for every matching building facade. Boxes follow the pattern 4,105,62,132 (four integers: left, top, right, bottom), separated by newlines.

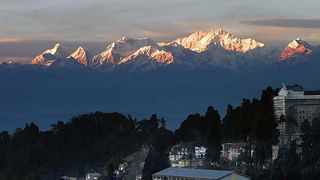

169,143,207,168
221,143,249,161
274,84,320,147
85,172,102,180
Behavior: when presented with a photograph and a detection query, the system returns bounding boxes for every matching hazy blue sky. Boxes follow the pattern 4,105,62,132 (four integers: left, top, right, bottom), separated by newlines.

1,0,320,61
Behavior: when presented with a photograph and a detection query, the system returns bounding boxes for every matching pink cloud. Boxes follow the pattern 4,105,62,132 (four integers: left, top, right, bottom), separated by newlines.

0,38,22,43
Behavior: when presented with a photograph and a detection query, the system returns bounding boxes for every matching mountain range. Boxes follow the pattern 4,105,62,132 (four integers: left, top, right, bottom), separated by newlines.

20,28,318,71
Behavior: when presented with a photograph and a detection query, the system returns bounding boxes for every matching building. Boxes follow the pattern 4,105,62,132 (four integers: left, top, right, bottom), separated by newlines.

221,143,248,161
169,143,207,168
152,167,250,180
115,147,149,180
274,84,320,147
195,146,207,159
86,172,102,180
272,145,280,160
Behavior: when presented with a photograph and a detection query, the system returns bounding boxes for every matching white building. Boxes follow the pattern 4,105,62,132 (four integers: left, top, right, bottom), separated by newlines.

86,172,102,180
169,143,207,168
195,146,207,159
274,84,320,147
152,168,250,180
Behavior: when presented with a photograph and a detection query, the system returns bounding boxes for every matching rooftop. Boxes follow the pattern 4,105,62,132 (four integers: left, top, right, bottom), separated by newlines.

285,84,304,91
153,168,233,179
304,91,320,95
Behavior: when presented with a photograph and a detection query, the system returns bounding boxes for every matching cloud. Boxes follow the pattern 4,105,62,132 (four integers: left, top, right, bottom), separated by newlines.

174,21,215,27
241,18,320,28
307,32,320,42
0,38,22,43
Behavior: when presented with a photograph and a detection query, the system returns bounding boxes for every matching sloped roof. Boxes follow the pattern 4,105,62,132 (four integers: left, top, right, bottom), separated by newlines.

153,168,233,179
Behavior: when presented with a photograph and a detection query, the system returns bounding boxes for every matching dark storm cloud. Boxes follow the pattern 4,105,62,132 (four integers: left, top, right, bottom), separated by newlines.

242,18,320,28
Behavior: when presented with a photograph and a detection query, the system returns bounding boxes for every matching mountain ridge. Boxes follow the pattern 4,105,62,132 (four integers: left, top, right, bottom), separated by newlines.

26,28,318,71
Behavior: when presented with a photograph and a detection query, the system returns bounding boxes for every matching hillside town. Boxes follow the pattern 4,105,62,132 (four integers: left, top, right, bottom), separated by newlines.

64,84,320,180
1,84,320,180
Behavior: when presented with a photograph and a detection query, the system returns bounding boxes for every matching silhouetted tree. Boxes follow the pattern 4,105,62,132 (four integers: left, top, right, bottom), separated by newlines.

272,142,301,180
0,112,149,179
142,147,170,180
205,106,222,163
222,104,241,142
175,113,204,143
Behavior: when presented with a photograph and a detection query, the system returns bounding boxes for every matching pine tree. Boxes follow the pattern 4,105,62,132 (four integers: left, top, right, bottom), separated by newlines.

205,106,222,163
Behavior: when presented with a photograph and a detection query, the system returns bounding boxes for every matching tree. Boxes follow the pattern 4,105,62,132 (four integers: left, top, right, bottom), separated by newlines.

175,113,204,143
0,131,9,170
220,86,280,177
205,106,222,163
0,112,147,179
142,147,170,180
149,114,159,130
159,118,166,128
272,141,301,180
237,143,254,176
141,122,173,180
222,104,241,142
107,163,115,180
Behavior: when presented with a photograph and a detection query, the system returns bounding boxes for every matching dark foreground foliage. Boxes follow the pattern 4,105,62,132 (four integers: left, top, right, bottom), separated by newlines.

0,112,174,180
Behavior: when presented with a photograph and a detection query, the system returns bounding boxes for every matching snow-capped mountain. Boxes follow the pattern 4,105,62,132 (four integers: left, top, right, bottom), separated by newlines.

280,38,313,61
28,29,267,70
31,44,92,67
119,46,174,65
27,28,320,71
168,28,264,53
92,36,159,65
68,47,91,66
31,43,73,65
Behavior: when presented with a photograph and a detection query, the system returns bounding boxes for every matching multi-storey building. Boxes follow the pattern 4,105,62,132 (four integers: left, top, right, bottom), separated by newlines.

274,84,320,148
169,143,207,168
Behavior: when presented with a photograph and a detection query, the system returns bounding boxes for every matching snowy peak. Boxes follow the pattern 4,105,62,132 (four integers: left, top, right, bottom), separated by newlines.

280,38,313,61
114,36,158,49
93,37,159,65
288,38,312,49
119,46,174,65
31,43,73,64
46,43,61,55
68,47,91,66
170,30,210,53
170,28,264,53
40,43,72,58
